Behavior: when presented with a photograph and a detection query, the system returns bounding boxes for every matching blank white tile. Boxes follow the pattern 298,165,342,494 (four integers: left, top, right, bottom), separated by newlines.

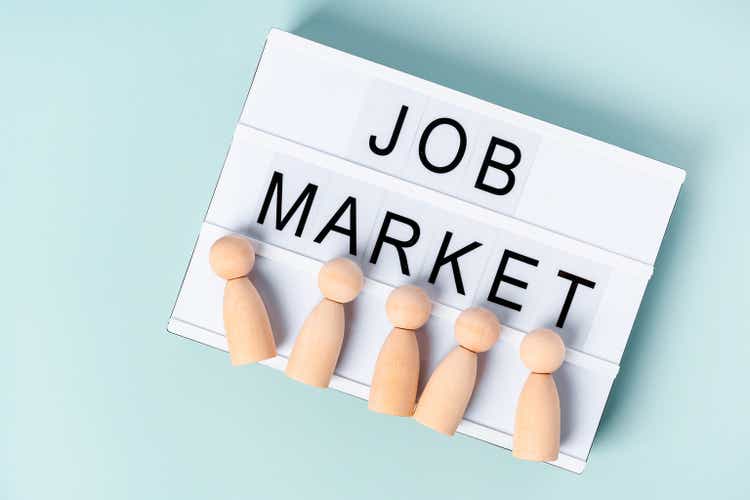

242,39,370,156
205,127,276,232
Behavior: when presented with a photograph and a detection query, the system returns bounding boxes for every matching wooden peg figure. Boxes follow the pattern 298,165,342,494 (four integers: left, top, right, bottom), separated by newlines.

285,258,364,388
413,307,501,435
368,285,432,416
209,235,277,365
512,328,566,462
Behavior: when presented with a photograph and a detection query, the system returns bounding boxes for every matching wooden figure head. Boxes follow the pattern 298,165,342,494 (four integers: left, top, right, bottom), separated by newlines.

318,257,364,304
209,235,255,280
520,328,565,373
454,307,501,353
385,285,431,330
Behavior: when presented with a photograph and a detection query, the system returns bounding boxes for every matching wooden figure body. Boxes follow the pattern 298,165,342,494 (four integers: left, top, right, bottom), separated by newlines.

285,258,364,388
368,285,432,416
512,328,566,462
413,307,501,435
209,235,276,365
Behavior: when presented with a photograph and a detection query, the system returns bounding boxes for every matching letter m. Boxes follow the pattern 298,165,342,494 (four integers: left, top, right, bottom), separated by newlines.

256,171,318,237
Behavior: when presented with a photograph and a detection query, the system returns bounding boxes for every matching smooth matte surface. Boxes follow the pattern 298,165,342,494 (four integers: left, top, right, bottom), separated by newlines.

4,1,748,499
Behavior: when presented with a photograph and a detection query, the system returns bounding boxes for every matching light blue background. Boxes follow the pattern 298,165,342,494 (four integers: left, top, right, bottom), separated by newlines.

4,1,749,498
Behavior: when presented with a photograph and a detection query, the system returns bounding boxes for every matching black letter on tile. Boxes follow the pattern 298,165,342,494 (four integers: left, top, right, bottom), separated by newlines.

369,212,421,276
487,249,539,311
555,270,596,328
369,105,409,156
314,196,358,256
428,232,482,295
475,137,522,196
256,171,318,237
418,118,467,173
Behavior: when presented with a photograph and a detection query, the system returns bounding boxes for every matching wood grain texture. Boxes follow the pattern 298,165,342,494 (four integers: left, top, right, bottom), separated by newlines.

222,278,276,365
285,298,345,388
368,328,420,416
413,346,477,435
512,373,561,462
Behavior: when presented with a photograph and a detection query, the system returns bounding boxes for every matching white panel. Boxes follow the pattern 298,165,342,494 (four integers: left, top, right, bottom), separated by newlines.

169,29,687,474
241,37,369,155
240,29,685,264
205,127,275,232
584,268,649,362
515,140,682,263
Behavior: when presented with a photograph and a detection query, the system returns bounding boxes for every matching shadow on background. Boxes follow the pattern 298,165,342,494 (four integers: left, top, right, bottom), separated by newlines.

292,4,698,447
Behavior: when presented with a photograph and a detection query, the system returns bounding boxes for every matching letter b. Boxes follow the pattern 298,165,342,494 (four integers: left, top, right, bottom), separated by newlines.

475,136,522,196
